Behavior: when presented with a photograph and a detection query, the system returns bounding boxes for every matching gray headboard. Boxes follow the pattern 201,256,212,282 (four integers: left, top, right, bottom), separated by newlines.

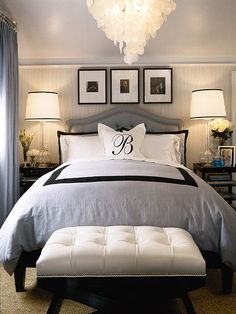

66,106,183,133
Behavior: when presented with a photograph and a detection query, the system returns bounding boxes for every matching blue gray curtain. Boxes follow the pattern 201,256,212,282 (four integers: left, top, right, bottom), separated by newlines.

0,18,19,226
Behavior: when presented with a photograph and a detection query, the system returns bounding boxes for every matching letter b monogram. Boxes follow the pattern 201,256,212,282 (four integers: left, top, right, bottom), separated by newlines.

112,134,134,155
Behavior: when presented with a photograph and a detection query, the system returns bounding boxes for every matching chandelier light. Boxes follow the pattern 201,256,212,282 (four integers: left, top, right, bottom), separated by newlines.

86,0,176,64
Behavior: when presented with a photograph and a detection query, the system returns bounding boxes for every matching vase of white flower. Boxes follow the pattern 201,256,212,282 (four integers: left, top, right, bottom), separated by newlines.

209,119,234,146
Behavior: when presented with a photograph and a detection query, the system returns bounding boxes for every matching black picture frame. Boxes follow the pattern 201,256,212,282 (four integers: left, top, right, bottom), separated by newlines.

78,69,107,104
218,145,236,167
143,68,172,104
110,68,139,104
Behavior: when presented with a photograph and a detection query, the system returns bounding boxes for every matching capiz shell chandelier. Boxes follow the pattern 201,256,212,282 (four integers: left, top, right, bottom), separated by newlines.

86,0,176,64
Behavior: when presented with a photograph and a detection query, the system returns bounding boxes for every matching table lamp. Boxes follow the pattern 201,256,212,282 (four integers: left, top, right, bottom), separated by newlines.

190,89,226,165
25,91,60,167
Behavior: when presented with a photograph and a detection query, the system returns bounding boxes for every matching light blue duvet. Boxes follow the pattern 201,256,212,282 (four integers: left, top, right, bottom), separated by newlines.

1,159,236,275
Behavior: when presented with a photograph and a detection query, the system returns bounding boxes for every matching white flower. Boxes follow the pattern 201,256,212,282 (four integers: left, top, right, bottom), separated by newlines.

27,149,39,157
210,119,233,133
210,118,234,140
209,119,220,131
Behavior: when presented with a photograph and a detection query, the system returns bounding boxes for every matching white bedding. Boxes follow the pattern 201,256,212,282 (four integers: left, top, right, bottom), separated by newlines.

1,158,236,275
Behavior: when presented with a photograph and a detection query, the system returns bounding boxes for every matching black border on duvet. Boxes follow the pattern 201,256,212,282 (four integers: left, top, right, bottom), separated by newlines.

44,165,198,187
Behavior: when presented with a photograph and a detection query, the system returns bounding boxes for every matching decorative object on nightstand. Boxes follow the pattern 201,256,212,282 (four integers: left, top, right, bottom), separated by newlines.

25,91,60,167
212,150,224,167
27,149,40,167
209,119,234,146
19,129,34,167
218,146,236,167
190,89,226,165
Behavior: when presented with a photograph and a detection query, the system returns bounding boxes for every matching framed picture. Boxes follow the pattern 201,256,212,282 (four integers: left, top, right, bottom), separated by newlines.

218,146,236,167
143,68,172,103
78,69,107,104
110,68,139,104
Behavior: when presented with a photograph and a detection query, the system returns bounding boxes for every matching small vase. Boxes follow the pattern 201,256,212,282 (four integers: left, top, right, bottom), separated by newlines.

30,156,36,168
23,148,28,167
219,137,225,146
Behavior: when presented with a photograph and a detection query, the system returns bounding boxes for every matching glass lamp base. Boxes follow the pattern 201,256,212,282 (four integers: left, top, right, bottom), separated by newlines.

199,150,213,166
38,148,50,168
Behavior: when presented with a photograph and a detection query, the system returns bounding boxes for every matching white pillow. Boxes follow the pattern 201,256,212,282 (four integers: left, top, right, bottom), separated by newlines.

67,135,104,161
141,134,181,164
59,135,71,163
98,123,146,159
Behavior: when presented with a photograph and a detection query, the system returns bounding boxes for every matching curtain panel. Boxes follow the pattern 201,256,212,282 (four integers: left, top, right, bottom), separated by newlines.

0,19,19,226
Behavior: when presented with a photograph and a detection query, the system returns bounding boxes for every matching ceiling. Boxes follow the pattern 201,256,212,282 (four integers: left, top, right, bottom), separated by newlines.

1,0,236,65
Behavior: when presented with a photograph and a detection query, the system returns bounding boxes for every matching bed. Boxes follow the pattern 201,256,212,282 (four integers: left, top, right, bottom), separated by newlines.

0,106,236,293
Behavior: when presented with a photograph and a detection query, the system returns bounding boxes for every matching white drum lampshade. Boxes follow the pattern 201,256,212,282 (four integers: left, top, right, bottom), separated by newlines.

26,92,60,121
190,89,226,120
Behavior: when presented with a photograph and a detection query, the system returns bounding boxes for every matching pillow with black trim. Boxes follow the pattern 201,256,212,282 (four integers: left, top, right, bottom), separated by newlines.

67,135,104,161
146,130,188,166
141,134,181,164
98,123,146,159
57,131,97,164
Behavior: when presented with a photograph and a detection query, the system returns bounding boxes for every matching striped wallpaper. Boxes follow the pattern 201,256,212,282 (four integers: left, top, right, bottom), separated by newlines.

19,64,236,168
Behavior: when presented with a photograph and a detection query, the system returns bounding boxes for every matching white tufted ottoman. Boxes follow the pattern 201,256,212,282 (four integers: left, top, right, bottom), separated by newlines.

37,226,206,314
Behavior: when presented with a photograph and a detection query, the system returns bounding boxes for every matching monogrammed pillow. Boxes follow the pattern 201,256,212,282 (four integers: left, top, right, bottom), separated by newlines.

98,123,146,159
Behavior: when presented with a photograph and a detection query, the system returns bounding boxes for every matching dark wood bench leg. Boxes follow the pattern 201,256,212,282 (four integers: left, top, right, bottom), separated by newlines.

221,264,233,294
14,250,41,292
182,294,196,314
47,295,64,314
14,264,26,292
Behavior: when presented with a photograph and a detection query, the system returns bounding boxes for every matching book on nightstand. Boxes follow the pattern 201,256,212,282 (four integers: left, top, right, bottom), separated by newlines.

206,173,231,182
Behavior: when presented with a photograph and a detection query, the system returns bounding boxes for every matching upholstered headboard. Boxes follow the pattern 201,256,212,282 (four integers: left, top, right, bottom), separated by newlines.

66,106,183,133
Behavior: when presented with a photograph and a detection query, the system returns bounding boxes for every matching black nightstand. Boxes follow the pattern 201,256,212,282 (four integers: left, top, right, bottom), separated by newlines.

20,164,58,195
193,163,236,206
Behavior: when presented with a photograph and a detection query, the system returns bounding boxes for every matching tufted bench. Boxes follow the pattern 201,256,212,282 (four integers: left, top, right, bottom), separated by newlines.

37,226,206,314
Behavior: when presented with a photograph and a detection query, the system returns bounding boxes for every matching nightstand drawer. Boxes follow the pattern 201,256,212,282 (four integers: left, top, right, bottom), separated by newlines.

21,167,53,177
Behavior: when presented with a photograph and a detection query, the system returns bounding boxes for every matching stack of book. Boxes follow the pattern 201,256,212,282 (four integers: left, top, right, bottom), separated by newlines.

206,173,235,187
206,173,231,182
